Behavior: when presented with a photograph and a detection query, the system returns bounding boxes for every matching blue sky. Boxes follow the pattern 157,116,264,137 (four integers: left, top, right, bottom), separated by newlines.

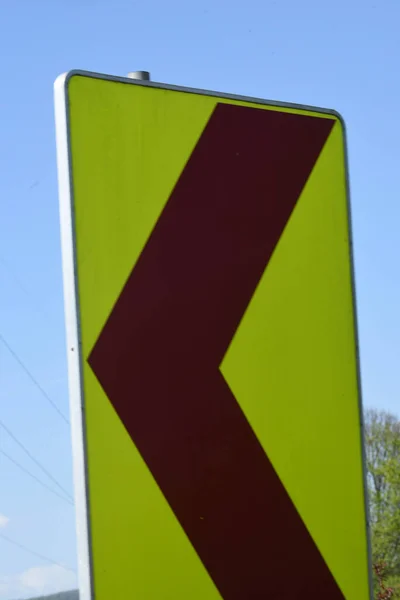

0,0,399,597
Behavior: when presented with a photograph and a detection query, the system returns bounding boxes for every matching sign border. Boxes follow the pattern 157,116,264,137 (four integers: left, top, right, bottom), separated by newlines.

54,69,373,600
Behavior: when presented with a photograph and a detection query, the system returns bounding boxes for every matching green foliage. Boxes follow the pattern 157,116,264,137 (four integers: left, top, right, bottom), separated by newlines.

373,561,398,599
364,409,400,597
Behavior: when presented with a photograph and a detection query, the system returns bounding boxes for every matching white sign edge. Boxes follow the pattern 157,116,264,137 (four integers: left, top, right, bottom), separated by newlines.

54,72,94,600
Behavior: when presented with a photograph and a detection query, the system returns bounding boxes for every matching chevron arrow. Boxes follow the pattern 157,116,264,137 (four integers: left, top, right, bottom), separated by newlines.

89,103,343,599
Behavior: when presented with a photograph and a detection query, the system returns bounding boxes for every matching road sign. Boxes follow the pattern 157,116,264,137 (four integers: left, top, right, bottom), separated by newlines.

55,71,372,600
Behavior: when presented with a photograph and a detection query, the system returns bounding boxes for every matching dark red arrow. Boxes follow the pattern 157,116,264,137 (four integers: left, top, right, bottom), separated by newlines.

89,103,343,598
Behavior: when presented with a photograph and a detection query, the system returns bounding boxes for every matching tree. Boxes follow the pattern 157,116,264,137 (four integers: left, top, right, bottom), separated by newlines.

364,409,400,595
374,561,396,599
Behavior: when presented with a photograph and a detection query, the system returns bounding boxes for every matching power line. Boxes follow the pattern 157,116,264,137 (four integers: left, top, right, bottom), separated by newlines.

0,532,76,573
0,333,70,425
1,449,73,506
0,419,74,503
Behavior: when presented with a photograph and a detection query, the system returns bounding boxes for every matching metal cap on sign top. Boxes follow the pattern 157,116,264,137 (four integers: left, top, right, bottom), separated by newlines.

127,71,151,81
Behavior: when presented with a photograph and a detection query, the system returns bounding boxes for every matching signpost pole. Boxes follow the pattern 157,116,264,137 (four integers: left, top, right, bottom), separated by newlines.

127,71,151,81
